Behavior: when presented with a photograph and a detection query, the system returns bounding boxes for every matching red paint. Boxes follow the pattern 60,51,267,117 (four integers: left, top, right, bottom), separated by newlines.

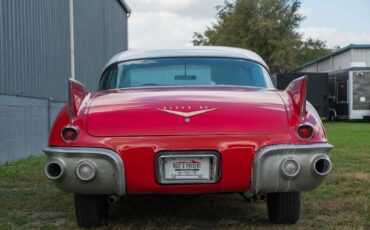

86,87,288,136
68,79,89,120
285,76,308,118
49,83,328,194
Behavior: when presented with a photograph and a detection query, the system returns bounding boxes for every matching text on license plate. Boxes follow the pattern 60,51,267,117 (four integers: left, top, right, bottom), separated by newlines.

163,157,211,180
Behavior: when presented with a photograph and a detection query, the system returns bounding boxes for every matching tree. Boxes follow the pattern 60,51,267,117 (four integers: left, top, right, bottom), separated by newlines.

298,38,331,65
193,0,331,73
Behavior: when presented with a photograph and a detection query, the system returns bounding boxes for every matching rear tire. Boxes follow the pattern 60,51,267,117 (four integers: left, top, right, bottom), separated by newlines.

267,192,300,224
74,194,109,228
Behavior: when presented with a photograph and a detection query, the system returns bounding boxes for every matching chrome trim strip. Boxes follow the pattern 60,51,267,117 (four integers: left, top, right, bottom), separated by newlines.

301,76,307,121
155,151,221,184
43,147,126,195
67,79,74,123
251,143,333,194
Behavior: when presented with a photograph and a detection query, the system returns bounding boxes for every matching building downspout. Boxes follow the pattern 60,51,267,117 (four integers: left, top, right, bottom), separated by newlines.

69,0,75,79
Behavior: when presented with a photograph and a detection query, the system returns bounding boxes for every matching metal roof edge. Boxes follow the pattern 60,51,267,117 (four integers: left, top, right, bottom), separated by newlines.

290,44,370,72
328,66,370,75
117,0,132,15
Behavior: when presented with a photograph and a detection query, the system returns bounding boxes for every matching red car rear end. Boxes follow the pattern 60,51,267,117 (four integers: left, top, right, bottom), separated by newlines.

44,47,333,227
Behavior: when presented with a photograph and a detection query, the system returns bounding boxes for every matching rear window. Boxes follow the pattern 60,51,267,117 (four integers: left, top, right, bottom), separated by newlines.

99,58,272,90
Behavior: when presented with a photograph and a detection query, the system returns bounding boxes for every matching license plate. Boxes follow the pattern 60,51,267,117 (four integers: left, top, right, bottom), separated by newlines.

156,152,220,184
163,157,211,180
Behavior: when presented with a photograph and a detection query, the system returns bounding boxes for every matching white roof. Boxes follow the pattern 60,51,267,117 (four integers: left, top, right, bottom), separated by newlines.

105,46,269,70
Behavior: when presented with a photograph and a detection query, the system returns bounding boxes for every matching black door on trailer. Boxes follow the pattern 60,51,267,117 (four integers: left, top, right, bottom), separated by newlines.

275,73,329,117
336,80,349,116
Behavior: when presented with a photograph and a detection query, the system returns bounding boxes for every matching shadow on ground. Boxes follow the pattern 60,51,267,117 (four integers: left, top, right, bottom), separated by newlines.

108,194,268,228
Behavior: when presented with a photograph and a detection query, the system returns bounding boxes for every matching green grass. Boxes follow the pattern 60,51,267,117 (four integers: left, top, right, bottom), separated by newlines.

0,122,369,229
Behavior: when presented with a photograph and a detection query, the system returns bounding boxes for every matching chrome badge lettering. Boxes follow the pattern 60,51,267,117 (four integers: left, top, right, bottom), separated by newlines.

158,106,218,122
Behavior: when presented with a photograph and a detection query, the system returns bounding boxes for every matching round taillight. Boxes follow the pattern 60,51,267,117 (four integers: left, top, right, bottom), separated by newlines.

61,126,79,143
297,123,314,140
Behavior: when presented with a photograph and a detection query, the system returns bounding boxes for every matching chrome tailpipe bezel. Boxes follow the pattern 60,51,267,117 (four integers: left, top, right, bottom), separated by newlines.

312,155,332,176
45,159,66,180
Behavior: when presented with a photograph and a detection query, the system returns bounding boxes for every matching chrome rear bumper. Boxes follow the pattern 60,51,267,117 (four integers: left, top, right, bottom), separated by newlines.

44,143,332,196
44,147,126,196
251,143,333,194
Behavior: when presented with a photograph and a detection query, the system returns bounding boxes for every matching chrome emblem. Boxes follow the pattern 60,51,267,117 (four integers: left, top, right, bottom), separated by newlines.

158,106,219,122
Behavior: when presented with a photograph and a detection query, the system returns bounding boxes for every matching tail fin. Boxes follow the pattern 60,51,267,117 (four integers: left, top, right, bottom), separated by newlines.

285,76,308,120
68,78,89,123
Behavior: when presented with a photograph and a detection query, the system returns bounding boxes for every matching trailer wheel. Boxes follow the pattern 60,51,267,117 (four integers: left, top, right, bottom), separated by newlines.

74,194,109,228
267,192,300,224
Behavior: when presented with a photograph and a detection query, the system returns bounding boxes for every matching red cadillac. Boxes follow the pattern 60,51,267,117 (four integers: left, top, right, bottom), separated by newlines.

44,47,333,227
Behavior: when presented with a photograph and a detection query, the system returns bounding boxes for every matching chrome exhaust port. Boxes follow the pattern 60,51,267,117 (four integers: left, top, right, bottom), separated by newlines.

312,156,332,176
45,160,65,180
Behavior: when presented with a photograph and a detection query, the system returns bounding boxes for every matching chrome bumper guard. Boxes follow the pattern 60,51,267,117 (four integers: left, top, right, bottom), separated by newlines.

251,143,333,194
43,147,126,196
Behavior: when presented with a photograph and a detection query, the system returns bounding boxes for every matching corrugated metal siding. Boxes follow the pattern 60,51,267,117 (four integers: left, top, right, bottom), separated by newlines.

0,0,129,164
0,95,66,164
0,0,128,99
74,0,128,91
295,50,354,73
332,51,352,71
0,0,71,100
0,1,3,90
318,58,332,72
305,64,318,72
352,49,370,67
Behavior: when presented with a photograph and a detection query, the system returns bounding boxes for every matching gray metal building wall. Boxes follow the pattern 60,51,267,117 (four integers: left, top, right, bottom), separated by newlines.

0,0,129,164
0,96,65,164
74,0,128,91
0,0,71,100
294,47,370,73
352,49,370,66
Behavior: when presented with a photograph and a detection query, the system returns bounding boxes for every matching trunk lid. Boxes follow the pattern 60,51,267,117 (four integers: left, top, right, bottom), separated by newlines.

86,87,288,136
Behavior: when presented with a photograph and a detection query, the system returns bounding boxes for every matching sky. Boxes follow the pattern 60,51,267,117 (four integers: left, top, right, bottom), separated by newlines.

125,0,370,49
